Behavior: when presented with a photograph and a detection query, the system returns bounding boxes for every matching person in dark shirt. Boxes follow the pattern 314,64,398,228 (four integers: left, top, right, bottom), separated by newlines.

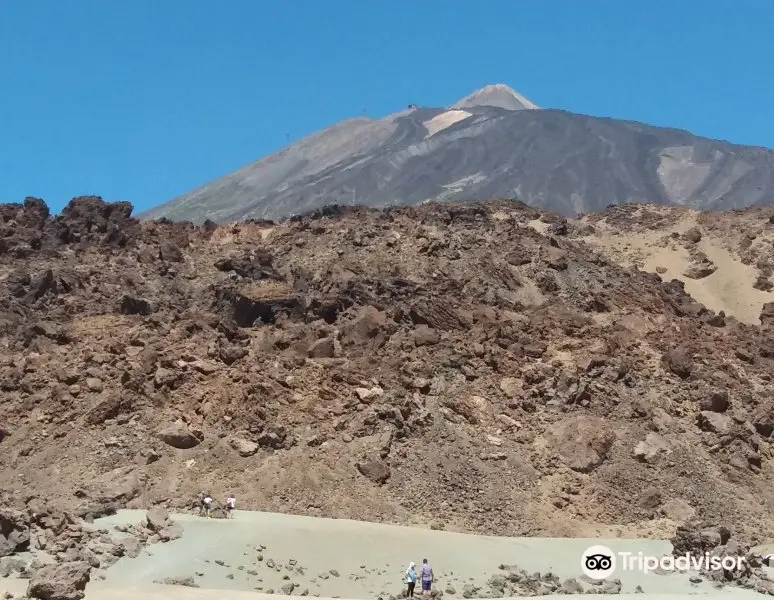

420,558,433,597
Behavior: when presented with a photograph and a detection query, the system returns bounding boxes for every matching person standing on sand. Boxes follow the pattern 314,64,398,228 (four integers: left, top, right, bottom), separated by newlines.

420,558,433,598
225,494,236,519
405,562,417,598
202,492,213,518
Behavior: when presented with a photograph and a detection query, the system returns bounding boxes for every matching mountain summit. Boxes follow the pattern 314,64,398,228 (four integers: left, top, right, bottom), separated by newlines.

450,83,539,111
140,85,774,224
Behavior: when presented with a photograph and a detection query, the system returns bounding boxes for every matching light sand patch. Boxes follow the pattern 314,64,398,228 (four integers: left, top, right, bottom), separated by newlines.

578,212,773,324
656,146,712,204
527,219,550,234
422,110,472,138
513,278,545,307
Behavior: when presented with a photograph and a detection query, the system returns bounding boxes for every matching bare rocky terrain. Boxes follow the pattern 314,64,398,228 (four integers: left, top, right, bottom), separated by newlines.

3,194,774,565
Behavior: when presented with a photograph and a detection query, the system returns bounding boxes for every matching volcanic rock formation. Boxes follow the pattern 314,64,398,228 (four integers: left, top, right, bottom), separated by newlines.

3,196,774,546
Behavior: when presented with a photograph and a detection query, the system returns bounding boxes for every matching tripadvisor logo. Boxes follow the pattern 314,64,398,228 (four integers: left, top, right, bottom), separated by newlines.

581,545,745,580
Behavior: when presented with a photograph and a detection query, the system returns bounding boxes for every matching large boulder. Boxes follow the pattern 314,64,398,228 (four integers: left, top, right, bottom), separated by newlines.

697,411,736,436
547,416,616,473
0,508,30,556
700,391,730,413
145,507,169,532
356,460,391,484
633,432,670,463
157,421,201,449
671,522,731,556
753,399,774,437
27,561,91,600
662,347,693,379
339,306,397,353
230,437,259,457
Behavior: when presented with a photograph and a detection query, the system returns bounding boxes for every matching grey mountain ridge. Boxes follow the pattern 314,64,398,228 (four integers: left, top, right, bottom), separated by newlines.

140,84,774,223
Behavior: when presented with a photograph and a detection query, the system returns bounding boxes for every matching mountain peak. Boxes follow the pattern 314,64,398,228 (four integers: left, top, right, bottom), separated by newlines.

450,83,539,111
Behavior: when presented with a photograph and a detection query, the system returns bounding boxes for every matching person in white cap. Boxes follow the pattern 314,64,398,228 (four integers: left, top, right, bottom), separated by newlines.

405,561,417,598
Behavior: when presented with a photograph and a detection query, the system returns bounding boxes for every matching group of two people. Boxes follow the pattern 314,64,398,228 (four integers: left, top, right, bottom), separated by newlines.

405,559,433,598
199,492,237,519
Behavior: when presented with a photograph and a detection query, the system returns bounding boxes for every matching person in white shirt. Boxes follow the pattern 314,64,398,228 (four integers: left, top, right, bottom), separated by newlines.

225,494,236,519
202,493,213,518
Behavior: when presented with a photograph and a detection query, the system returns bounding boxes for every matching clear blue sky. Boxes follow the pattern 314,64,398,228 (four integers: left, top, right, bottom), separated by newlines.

1,0,772,215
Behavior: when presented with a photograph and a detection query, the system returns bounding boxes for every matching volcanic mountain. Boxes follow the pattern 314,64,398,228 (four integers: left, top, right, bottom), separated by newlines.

140,84,774,224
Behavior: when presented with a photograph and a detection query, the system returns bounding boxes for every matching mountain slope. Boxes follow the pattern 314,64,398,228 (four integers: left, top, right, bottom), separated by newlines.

140,84,774,224
4,196,774,544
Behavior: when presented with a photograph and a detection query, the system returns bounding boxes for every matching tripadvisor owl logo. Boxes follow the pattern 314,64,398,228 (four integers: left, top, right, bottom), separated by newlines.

581,545,616,580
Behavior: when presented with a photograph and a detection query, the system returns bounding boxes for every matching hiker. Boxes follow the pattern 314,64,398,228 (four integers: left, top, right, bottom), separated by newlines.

405,561,417,598
420,558,433,598
202,492,213,518
225,493,236,519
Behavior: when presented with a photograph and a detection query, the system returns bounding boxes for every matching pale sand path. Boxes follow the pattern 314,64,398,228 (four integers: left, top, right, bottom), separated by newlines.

84,510,763,598
3,510,765,599
3,579,765,600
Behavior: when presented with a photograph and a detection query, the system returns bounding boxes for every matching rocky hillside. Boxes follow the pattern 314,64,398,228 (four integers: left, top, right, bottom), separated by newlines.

3,196,774,545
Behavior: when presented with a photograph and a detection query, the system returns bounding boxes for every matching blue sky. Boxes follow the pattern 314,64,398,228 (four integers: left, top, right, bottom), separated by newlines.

1,0,772,214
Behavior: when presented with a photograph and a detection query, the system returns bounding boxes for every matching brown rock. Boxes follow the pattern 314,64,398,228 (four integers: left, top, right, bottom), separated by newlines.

159,241,183,263
753,276,773,292
145,507,170,532
761,302,774,326
753,399,774,437
157,421,201,449
308,338,335,358
121,537,142,559
660,498,696,522
356,460,390,484
683,262,717,279
85,378,103,392
735,347,754,363
683,227,703,243
522,342,547,358
27,561,91,600
662,347,693,379
547,416,616,473
413,325,440,346
697,411,735,435
119,295,153,316
499,378,522,399
545,246,568,270
230,437,259,457
192,360,219,375
340,306,397,351
159,523,183,542
0,509,29,557
441,395,487,424
504,250,531,266
700,391,730,413
633,433,670,463
638,487,662,510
